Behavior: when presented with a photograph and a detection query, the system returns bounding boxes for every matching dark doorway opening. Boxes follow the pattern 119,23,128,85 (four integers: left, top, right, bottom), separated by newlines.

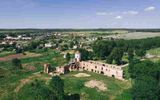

100,71,104,74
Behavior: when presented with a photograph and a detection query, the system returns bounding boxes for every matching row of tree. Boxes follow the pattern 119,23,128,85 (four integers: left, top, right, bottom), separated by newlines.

92,37,160,65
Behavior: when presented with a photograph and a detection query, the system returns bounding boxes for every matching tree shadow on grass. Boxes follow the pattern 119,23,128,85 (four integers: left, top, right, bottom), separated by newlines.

65,94,80,100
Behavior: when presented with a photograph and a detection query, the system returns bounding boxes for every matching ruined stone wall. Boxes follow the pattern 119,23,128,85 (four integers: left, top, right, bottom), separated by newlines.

79,61,124,80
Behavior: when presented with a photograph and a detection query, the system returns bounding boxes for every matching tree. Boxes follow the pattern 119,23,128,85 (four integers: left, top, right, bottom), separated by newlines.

0,33,6,39
77,48,91,61
66,53,71,62
129,60,160,100
12,58,22,70
60,44,68,51
15,47,23,54
127,48,134,60
92,40,115,59
108,47,124,65
49,76,64,100
28,40,40,50
135,49,146,58
106,55,113,64
69,41,74,49
132,77,159,100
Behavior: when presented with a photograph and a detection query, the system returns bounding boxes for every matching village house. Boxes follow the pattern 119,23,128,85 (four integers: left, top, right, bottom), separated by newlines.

45,43,52,48
5,35,32,41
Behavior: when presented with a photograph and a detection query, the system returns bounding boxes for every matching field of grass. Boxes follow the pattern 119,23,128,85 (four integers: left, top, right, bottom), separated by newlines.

146,48,160,62
147,48,160,56
0,51,15,57
0,48,132,100
122,32,160,40
1,71,132,100
0,49,67,99
61,71,132,100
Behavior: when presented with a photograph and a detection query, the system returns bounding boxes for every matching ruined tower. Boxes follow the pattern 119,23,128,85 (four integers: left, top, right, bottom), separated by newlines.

75,51,81,62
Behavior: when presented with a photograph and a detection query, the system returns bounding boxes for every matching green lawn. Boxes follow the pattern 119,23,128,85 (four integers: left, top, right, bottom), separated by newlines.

1,71,132,100
0,49,132,100
61,71,132,100
0,49,67,99
146,48,160,62
147,48,160,55
0,51,15,57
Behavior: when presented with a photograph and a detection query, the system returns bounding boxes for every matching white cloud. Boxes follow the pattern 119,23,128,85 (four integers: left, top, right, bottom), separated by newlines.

123,11,139,15
128,11,139,15
144,6,155,11
96,12,113,16
115,16,122,19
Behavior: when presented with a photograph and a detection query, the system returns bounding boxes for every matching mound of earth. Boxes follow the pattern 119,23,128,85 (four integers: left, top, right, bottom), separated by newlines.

74,73,90,77
85,80,107,91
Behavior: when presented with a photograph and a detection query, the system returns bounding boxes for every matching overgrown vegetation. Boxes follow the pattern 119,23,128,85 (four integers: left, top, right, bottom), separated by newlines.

129,59,160,100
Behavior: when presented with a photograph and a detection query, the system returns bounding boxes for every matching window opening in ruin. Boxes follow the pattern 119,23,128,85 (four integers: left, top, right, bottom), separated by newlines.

101,71,104,74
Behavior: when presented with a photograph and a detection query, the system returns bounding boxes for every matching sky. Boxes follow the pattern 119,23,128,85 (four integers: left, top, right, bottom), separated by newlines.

0,0,160,29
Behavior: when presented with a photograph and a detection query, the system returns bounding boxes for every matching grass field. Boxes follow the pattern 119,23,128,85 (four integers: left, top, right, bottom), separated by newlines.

122,32,160,39
0,49,132,100
146,48,160,62
0,51,15,57
0,49,67,99
147,48,160,56
1,71,132,100
61,71,132,100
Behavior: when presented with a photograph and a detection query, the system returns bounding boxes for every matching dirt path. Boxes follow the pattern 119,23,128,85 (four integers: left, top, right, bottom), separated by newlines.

0,52,42,62
0,54,23,61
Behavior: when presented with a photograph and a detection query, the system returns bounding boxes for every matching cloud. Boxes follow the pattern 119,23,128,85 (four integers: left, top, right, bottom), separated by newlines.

123,11,139,15
97,10,138,16
144,6,155,11
115,16,122,19
96,12,112,16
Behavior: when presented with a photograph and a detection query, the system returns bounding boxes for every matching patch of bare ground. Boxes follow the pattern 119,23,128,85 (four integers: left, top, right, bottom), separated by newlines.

85,80,107,91
23,64,36,71
0,52,42,62
74,73,90,77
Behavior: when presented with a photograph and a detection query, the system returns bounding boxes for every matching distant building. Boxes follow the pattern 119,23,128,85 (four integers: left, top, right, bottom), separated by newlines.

73,45,78,49
1,41,7,45
63,54,67,58
5,35,32,41
21,37,32,40
45,43,52,48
